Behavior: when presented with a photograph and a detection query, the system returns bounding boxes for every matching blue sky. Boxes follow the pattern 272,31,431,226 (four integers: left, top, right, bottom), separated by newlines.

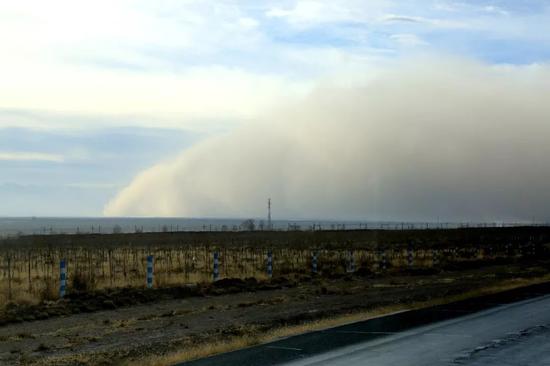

0,0,549,217
0,126,199,215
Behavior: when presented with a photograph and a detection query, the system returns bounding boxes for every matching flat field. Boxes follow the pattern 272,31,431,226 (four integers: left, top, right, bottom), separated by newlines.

0,227,549,365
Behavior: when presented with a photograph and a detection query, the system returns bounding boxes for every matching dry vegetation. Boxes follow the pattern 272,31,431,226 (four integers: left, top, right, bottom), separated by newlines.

0,226,549,366
0,227,548,307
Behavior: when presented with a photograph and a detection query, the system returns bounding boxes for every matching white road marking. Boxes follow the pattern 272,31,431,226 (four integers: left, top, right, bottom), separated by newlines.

266,346,303,351
332,330,472,337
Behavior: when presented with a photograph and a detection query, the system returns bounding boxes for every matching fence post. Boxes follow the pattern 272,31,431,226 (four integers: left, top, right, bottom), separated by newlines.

267,250,273,278
347,250,355,273
311,251,318,274
59,259,67,298
146,255,154,288
213,251,220,282
381,250,387,271
432,249,439,267
407,243,413,268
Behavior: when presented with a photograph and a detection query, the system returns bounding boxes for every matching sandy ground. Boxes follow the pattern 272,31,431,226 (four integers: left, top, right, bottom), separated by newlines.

1,260,549,365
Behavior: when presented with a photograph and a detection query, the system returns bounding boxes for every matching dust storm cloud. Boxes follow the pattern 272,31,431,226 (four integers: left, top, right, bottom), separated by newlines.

104,58,550,222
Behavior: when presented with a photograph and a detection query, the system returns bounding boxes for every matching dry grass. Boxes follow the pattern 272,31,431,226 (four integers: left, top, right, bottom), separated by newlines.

138,274,550,366
132,335,262,366
0,243,499,307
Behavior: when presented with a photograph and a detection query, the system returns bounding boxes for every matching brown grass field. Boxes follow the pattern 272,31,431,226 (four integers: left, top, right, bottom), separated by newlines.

1,226,548,306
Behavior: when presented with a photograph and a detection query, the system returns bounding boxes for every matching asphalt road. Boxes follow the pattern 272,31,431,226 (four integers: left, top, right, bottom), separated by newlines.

285,294,550,365
180,282,550,366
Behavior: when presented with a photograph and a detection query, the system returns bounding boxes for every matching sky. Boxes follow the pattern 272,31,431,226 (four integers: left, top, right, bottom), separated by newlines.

1,0,550,221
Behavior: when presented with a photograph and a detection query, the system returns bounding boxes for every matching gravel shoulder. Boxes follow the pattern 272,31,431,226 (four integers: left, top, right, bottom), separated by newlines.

1,260,549,365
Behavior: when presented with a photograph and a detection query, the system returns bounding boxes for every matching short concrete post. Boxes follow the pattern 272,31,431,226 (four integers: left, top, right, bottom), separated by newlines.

347,250,355,273
381,250,387,271
146,255,154,288
59,259,67,298
267,250,273,278
213,251,220,281
432,249,439,267
312,251,318,274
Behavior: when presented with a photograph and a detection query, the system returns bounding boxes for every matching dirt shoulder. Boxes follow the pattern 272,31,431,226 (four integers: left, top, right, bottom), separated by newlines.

1,260,549,366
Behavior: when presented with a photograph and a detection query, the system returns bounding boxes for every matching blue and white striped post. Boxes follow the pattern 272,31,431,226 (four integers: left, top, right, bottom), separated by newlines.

213,251,220,281
407,244,413,268
347,250,355,273
146,255,154,288
59,259,67,298
312,251,318,274
520,244,525,257
267,250,273,278
381,250,387,271
432,249,439,267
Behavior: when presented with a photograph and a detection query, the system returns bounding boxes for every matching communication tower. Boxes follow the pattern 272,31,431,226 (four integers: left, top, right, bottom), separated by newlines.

268,198,272,230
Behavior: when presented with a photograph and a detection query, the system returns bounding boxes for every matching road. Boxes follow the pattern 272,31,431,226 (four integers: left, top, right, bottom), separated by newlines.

180,283,550,366
285,294,550,365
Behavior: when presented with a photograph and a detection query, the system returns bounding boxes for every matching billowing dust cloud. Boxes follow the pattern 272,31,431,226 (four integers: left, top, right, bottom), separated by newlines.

104,58,550,222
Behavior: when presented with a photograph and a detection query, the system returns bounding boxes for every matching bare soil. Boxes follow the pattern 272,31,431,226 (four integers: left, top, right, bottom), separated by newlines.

1,258,549,366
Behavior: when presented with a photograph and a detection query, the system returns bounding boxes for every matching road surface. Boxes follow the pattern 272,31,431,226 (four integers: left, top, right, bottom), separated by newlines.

285,294,550,365
180,283,550,366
